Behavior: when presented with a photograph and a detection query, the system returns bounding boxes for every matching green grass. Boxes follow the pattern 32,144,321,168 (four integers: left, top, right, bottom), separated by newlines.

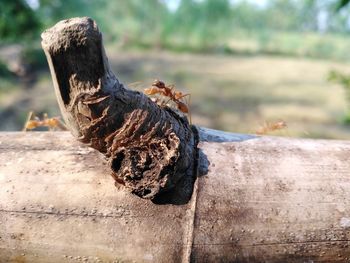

1,49,350,140
226,30,350,62
125,30,350,62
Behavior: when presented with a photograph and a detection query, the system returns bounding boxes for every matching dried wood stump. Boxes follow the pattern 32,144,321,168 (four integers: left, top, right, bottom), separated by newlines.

41,17,196,200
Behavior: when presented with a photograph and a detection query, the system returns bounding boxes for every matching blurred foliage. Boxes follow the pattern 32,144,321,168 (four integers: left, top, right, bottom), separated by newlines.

2,0,350,71
37,0,93,25
0,0,40,42
1,0,350,57
337,0,350,10
328,70,350,124
1,0,350,136
0,59,13,78
329,0,350,124
21,45,47,70
0,59,16,95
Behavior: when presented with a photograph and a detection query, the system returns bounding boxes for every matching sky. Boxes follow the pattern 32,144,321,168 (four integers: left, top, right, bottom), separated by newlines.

26,0,39,9
165,0,269,11
230,0,268,7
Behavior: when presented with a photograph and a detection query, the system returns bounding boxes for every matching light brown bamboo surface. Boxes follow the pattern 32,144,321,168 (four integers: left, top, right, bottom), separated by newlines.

1,130,350,262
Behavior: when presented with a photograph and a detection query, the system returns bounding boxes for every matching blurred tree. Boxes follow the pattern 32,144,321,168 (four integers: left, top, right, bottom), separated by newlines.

168,0,232,49
37,0,95,26
328,70,350,124
160,0,202,48
199,0,231,44
337,0,350,10
297,0,320,31
231,1,263,30
0,0,40,41
92,0,168,45
264,0,300,31
2,0,350,58
171,0,202,35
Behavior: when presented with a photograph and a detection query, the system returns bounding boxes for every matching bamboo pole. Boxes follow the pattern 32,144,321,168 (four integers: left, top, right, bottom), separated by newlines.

1,131,350,262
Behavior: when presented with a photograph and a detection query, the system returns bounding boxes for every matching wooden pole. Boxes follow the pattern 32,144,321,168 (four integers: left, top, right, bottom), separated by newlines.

0,132,194,263
1,131,350,262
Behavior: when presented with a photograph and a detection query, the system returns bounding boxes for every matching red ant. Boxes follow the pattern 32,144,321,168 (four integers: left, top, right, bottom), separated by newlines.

255,120,287,135
144,80,191,124
23,111,67,131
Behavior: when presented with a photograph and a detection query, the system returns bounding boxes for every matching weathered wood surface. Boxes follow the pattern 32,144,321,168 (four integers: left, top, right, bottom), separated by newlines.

1,130,350,262
0,132,194,263
41,17,196,200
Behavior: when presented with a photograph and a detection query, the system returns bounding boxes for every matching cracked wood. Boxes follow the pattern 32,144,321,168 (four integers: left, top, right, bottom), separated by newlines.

41,17,196,199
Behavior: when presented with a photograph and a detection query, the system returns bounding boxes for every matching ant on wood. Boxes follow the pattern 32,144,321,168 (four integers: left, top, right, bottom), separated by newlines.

23,111,67,131
255,120,287,135
144,80,192,124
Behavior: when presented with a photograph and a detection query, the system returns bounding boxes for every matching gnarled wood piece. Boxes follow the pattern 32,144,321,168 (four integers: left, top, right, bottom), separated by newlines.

41,17,196,200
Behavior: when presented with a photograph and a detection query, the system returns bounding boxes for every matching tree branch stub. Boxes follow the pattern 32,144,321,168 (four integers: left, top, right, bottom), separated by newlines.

41,17,196,200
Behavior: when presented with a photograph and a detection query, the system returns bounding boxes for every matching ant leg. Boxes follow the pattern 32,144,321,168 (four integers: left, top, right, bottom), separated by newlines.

57,119,68,131
176,93,191,106
188,94,192,125
176,93,190,100
177,94,192,125
162,98,172,107
22,111,34,132
127,81,142,88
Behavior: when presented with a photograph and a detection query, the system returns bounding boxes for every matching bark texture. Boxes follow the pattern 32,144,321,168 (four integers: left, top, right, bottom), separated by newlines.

41,17,196,200
1,131,350,262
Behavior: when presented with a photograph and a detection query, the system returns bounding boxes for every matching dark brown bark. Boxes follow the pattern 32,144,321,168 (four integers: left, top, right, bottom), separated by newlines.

41,17,196,200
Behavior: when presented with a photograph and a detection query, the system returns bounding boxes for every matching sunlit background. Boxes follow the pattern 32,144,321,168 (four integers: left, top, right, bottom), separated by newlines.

1,0,350,139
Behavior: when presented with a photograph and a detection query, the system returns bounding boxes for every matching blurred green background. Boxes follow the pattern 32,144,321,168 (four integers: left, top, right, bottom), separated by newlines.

1,0,350,139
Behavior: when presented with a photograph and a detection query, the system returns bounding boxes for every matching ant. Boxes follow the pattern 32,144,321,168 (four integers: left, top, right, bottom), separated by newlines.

23,111,67,131
255,120,287,135
144,80,191,124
